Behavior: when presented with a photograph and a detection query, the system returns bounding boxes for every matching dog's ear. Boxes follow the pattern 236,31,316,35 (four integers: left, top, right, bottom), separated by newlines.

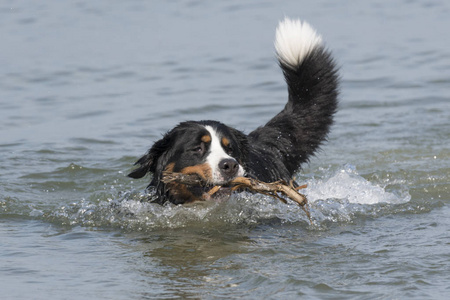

128,136,173,179
128,152,153,179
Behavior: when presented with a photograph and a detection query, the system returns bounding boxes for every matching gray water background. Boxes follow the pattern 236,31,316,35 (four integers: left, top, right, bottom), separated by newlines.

1,0,449,299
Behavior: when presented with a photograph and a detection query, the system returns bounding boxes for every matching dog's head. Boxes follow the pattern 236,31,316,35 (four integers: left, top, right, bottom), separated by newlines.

128,121,248,204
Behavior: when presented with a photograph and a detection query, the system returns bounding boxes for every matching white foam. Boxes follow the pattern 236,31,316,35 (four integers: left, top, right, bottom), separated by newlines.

304,165,411,205
49,165,412,230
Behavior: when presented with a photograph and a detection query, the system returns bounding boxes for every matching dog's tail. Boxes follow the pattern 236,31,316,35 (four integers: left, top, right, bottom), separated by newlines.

249,18,339,177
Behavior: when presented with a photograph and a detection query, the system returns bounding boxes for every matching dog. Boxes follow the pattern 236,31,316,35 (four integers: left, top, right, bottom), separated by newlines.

128,18,339,204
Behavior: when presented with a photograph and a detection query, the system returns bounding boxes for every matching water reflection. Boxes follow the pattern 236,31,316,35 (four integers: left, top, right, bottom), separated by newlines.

131,228,252,298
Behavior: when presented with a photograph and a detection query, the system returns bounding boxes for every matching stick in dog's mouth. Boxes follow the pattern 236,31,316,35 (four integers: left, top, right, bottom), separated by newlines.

161,171,311,223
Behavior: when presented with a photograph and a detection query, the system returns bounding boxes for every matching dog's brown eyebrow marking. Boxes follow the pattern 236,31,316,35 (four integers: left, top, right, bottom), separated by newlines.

221,137,230,147
201,134,211,143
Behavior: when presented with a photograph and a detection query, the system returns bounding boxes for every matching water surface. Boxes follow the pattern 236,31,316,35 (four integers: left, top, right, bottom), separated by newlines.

1,1,449,299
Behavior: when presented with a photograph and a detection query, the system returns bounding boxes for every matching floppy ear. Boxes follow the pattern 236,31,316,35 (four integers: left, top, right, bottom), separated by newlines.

128,152,154,179
127,136,172,179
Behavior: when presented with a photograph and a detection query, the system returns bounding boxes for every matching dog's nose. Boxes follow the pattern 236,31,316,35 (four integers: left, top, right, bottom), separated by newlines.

219,158,239,179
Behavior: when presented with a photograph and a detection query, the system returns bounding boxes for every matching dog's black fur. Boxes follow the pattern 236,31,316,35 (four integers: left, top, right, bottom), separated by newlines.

128,19,339,204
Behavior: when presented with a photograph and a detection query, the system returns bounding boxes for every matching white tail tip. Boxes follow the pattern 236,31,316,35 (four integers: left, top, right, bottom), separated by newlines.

275,17,323,69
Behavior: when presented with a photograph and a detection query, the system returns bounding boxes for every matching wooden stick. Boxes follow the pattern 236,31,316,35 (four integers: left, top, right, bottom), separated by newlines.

207,185,222,196
161,171,311,222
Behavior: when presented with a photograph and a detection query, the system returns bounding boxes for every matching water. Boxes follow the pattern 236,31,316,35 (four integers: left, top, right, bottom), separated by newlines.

1,0,449,299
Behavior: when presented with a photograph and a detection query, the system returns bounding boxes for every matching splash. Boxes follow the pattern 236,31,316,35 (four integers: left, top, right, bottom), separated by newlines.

304,164,411,205
302,165,412,226
42,165,412,231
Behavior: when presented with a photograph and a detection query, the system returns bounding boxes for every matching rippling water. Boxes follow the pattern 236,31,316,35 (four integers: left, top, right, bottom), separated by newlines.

1,1,449,299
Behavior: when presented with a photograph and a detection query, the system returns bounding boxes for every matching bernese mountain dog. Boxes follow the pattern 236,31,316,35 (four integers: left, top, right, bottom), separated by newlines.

128,18,339,205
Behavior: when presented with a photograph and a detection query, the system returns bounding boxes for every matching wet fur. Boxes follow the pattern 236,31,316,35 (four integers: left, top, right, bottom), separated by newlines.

128,18,339,204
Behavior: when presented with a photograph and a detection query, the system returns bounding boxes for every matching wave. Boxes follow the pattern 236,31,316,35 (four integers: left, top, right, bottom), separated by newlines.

23,165,413,231
1,164,419,232
305,164,411,205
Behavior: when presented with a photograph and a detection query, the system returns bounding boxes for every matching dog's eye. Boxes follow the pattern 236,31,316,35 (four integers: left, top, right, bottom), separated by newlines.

226,146,233,155
191,144,204,154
